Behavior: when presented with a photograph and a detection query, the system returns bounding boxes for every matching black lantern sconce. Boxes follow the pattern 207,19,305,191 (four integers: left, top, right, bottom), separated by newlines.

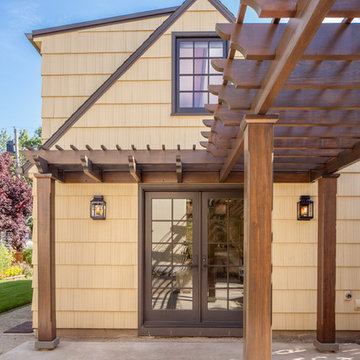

90,195,106,220
297,195,314,221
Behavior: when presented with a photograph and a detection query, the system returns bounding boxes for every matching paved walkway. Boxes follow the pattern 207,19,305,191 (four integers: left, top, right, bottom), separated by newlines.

1,307,359,359
0,305,34,356
0,340,359,360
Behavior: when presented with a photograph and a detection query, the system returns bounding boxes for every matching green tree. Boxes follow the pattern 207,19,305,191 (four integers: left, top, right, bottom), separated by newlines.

19,128,42,150
0,129,12,154
0,127,42,166
0,127,42,155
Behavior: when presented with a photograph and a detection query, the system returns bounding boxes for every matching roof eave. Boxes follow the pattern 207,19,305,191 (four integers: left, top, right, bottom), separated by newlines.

31,6,179,38
25,33,41,55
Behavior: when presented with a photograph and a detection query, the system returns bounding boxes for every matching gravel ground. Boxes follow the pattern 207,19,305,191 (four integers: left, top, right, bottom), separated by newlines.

0,305,34,356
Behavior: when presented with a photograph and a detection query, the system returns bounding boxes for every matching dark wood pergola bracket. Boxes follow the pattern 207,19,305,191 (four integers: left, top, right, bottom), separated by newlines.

129,155,141,183
33,155,63,182
176,155,183,183
80,155,103,182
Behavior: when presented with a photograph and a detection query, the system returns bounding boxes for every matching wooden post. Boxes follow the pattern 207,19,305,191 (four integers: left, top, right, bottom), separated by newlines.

34,174,59,350
243,115,278,360
314,174,339,353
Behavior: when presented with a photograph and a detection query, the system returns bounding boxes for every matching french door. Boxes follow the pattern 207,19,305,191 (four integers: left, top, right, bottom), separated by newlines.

143,191,243,330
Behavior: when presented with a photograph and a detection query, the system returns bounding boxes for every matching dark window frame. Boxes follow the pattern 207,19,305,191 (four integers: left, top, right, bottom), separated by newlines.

171,32,227,116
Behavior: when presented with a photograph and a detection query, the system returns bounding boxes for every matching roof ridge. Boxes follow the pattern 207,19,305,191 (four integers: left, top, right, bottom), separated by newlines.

30,6,179,38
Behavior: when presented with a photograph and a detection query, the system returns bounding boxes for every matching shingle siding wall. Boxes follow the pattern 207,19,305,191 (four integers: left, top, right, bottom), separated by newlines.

31,0,360,330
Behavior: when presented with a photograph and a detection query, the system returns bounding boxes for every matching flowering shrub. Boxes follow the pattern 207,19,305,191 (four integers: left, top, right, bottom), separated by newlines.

0,153,33,251
0,265,23,280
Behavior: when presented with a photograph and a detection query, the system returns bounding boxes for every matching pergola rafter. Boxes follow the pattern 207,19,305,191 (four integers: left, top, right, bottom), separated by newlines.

200,1,360,358
202,0,360,183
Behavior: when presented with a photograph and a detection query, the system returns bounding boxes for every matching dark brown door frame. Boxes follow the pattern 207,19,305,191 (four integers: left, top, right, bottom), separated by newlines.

144,191,201,323
138,184,244,337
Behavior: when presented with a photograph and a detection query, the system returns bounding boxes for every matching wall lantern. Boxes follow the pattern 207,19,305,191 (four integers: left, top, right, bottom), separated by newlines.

90,195,106,220
297,195,314,221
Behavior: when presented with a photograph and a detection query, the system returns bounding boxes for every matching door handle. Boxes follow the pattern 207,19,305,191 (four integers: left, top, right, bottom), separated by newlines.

202,255,209,268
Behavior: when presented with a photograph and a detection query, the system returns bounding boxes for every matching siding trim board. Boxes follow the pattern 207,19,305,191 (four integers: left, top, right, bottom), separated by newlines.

23,0,234,174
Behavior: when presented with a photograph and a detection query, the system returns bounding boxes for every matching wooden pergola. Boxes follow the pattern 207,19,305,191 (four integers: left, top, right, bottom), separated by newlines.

24,0,360,357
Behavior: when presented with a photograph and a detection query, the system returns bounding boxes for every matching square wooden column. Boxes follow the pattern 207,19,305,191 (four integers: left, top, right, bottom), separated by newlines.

314,174,339,353
34,174,59,350
243,115,278,360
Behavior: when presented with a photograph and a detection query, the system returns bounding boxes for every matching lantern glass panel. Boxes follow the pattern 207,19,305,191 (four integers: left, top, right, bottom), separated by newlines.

297,196,313,221
90,196,106,220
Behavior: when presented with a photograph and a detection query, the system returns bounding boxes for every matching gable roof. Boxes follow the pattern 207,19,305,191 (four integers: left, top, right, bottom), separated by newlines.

23,0,235,173
32,7,179,37
26,6,179,54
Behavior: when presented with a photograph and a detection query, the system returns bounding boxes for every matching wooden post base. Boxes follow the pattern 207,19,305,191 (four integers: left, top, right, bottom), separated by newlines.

313,340,339,353
35,337,60,350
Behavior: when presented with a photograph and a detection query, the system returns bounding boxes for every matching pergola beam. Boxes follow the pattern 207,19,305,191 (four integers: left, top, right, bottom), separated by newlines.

208,137,358,150
242,0,360,18
212,59,360,90
216,23,360,61
23,149,225,166
207,106,360,127
41,170,312,184
209,86,360,111
206,124,360,140
311,140,360,180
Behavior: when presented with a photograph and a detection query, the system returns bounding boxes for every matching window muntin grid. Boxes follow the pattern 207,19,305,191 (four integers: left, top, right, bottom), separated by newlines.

175,38,226,113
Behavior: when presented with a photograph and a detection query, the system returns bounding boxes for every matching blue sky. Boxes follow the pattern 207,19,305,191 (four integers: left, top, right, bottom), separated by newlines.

0,0,262,136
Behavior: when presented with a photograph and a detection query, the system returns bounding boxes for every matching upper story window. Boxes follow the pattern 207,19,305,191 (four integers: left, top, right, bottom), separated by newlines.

172,33,227,115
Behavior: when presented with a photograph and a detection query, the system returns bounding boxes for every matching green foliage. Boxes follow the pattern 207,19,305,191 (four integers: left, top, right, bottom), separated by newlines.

0,243,15,273
0,265,23,280
19,127,42,150
0,129,12,154
0,279,33,313
0,127,42,166
17,262,33,278
23,245,32,265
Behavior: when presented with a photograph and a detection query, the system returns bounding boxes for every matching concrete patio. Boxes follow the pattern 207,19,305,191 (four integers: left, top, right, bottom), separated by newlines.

0,339,359,360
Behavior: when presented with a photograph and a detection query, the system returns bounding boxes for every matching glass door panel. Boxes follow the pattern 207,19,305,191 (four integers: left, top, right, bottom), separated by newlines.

202,193,244,324
144,192,200,323
144,191,243,327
